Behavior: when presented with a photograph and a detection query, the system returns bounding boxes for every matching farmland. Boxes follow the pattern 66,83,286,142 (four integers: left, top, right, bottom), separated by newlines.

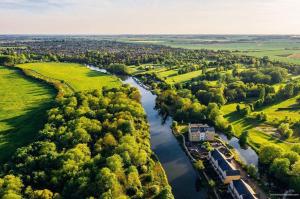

17,62,122,91
111,35,300,65
0,66,55,162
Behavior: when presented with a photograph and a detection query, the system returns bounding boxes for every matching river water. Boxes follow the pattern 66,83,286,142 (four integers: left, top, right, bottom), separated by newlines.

123,77,208,199
87,65,258,198
218,134,258,166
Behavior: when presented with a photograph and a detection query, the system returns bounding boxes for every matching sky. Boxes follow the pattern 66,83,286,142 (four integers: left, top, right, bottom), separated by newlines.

0,0,300,34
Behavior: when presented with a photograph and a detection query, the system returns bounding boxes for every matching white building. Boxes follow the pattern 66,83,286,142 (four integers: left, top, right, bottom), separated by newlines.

188,123,215,142
208,149,241,184
228,179,258,199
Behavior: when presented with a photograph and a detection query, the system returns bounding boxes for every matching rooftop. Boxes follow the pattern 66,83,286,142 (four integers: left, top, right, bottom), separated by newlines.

189,123,215,133
211,149,240,176
232,179,257,199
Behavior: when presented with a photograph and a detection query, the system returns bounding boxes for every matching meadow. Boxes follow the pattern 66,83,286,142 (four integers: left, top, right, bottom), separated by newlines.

221,99,300,152
17,62,122,91
0,66,55,162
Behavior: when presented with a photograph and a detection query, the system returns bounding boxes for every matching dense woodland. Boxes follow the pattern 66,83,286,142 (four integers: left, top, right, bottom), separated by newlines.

0,86,172,199
1,37,300,195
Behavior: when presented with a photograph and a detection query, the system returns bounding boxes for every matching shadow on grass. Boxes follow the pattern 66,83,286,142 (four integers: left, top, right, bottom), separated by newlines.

86,70,108,77
0,100,55,163
0,66,56,163
225,111,262,133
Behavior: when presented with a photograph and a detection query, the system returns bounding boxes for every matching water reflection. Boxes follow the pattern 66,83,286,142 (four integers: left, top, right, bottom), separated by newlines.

218,133,258,166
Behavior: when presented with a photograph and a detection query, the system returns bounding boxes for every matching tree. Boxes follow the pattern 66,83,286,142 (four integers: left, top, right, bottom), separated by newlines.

107,64,130,75
239,131,249,148
291,144,300,154
30,189,54,199
103,133,118,147
259,144,283,165
208,180,216,188
270,158,290,181
283,151,299,165
194,160,205,171
0,175,24,199
278,123,293,138
247,164,258,179
0,55,15,66
106,154,124,172
236,104,241,112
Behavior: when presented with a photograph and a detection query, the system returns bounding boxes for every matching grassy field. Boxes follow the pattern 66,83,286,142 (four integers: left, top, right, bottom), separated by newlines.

18,62,122,91
236,49,300,65
221,101,299,151
258,95,300,123
0,66,55,162
165,70,203,84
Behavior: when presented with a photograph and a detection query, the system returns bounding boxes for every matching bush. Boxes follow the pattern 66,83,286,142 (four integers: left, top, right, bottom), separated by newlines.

278,123,293,138
246,164,258,179
194,160,205,171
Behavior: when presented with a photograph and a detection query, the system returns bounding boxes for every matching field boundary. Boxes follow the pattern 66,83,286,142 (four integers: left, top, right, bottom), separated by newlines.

16,66,75,97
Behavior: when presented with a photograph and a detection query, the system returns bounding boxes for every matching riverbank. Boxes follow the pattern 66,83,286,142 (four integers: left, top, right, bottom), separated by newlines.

123,77,208,199
171,123,268,199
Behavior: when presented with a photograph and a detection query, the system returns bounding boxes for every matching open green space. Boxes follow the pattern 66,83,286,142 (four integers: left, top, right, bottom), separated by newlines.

221,101,299,151
0,66,55,162
17,62,122,91
165,70,203,84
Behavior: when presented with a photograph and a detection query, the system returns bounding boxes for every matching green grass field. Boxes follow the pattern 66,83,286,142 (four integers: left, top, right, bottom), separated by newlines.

221,101,299,151
18,62,122,91
165,70,203,84
0,66,55,162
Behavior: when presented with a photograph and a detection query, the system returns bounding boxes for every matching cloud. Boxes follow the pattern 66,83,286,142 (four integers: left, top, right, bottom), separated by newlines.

0,0,299,34
0,0,83,10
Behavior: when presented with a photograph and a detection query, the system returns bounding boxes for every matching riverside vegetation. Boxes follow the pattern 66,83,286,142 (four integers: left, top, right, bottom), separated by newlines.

0,36,300,195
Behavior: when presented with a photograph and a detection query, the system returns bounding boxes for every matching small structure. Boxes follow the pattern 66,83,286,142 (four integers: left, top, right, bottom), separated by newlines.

188,123,215,142
208,149,241,184
228,179,258,199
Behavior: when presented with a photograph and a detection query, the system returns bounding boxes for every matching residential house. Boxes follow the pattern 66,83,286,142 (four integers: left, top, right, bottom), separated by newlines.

228,179,258,199
208,149,241,184
188,123,215,142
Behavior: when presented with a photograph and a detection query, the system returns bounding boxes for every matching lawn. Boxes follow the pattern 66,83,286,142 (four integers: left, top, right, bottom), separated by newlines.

258,95,300,123
221,103,294,151
157,69,178,78
165,70,203,84
0,66,55,162
17,62,122,91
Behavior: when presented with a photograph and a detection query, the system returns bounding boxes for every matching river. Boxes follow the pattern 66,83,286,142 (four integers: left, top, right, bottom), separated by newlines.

218,134,258,166
123,77,208,199
87,65,258,198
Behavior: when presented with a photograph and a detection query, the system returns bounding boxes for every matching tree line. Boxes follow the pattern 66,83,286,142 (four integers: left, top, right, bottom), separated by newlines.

0,86,173,199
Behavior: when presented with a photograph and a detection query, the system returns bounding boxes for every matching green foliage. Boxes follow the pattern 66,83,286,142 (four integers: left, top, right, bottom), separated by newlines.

259,144,283,165
208,180,216,188
239,131,249,148
278,123,294,138
194,160,205,171
107,63,130,75
0,175,24,199
0,66,55,162
270,158,290,180
2,86,172,198
246,164,258,179
291,144,300,154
